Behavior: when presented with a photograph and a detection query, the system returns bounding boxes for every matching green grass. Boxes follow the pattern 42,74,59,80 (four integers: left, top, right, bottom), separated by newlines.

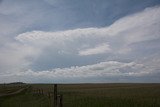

0,87,52,107
0,85,22,94
0,83,160,107
58,84,160,107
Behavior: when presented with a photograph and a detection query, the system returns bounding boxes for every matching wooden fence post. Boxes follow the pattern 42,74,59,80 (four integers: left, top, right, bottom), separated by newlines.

41,89,43,95
48,92,51,99
38,89,41,95
54,84,58,107
60,95,63,107
57,94,63,107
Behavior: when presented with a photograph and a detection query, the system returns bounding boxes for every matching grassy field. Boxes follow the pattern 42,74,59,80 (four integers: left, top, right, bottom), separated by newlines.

0,83,160,107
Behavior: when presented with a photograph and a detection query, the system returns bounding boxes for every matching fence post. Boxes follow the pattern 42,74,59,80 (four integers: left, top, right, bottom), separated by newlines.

38,89,41,95
48,92,51,99
54,84,58,107
60,95,63,107
58,94,63,107
41,89,43,95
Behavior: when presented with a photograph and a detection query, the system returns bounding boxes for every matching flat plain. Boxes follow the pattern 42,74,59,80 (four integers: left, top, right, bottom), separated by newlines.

0,83,160,107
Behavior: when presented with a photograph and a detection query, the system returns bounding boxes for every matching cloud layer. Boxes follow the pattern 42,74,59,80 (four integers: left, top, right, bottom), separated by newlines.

0,5,160,83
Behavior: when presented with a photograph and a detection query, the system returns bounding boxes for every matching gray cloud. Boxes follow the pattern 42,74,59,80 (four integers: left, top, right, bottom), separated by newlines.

0,4,160,83
0,61,146,83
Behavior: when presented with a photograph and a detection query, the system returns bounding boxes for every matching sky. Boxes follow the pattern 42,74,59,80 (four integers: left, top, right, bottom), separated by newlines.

0,0,160,83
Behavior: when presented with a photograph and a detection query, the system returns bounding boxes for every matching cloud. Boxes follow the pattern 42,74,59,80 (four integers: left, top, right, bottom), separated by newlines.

78,43,111,56
0,42,40,74
15,6,160,58
0,61,146,83
106,5,160,43
21,61,140,78
16,6,160,44
1,5,160,83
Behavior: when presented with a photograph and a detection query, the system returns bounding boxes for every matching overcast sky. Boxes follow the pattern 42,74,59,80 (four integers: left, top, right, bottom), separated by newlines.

0,0,160,83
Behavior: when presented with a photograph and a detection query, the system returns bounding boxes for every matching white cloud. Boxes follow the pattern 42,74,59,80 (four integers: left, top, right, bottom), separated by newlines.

0,42,40,74
106,6,160,37
1,61,146,83
1,6,160,83
16,6,160,54
78,43,111,56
